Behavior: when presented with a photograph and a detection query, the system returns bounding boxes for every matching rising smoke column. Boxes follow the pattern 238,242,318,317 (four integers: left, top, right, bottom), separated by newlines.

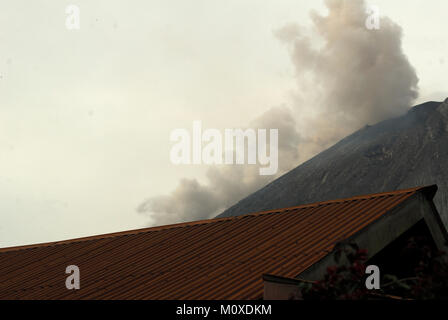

139,0,419,226
277,0,419,160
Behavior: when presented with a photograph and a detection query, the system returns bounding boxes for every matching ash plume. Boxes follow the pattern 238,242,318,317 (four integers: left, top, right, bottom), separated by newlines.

278,0,419,160
139,0,419,225
138,107,300,225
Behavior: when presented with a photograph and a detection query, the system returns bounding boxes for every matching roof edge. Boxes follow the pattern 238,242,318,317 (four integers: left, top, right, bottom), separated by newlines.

0,185,436,254
421,184,438,201
263,273,315,285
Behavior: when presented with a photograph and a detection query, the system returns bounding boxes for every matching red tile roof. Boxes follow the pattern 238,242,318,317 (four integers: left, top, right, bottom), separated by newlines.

0,186,436,300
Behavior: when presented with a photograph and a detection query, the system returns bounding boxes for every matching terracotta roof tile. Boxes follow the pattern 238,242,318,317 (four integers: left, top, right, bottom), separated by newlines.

0,186,435,299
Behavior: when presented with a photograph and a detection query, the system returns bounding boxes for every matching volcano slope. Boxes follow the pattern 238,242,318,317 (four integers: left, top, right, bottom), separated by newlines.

218,99,448,227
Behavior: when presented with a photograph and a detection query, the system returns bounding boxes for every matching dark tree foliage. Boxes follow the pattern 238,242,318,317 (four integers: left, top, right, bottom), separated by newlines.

297,237,448,300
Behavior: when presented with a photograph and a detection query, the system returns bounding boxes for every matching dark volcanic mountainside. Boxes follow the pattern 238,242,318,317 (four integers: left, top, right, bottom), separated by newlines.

218,99,448,226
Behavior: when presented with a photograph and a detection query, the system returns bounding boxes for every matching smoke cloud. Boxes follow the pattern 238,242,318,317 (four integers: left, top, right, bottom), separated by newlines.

139,0,419,225
279,0,419,159
138,107,300,225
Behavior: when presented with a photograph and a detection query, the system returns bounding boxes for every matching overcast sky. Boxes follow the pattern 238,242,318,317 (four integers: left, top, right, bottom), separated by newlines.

1,0,447,248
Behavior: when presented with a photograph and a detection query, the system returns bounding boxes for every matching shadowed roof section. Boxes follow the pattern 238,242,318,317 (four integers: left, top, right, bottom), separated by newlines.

0,186,437,300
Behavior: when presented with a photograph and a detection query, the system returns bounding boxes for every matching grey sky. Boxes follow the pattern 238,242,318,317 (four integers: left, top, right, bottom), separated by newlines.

0,0,447,247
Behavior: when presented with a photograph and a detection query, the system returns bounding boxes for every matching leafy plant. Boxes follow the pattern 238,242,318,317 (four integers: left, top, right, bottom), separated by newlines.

298,237,448,300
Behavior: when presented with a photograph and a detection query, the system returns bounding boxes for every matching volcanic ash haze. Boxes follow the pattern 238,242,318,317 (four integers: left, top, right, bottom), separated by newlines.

139,0,420,226
219,99,448,229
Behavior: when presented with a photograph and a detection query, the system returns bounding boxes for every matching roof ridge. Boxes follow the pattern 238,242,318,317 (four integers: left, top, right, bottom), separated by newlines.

0,185,433,254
